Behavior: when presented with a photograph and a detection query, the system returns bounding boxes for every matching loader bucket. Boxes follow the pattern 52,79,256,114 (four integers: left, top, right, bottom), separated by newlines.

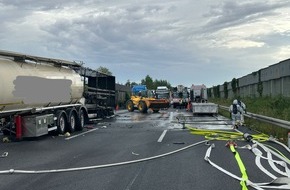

148,99,170,109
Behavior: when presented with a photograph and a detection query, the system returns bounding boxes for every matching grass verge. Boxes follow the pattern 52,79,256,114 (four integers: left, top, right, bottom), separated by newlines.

211,97,290,144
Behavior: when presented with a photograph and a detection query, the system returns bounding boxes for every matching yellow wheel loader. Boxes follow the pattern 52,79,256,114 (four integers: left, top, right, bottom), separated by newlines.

126,85,170,113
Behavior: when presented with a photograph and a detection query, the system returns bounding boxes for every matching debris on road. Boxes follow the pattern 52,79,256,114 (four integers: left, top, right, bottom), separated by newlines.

85,125,95,129
1,152,8,158
64,132,71,137
173,142,185,145
2,137,10,143
132,152,140,156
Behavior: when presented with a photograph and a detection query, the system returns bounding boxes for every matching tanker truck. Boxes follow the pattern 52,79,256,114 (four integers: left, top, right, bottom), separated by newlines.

0,50,115,139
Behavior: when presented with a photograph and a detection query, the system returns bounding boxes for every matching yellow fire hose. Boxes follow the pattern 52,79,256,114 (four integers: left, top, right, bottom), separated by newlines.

188,126,290,189
187,126,270,142
229,143,249,190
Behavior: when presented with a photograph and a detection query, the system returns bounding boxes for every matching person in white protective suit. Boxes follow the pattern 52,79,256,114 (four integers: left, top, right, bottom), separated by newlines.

237,99,246,124
229,99,243,128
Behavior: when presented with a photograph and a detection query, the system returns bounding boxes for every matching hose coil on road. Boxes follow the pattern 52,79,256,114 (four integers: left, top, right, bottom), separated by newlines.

187,126,270,142
0,140,209,175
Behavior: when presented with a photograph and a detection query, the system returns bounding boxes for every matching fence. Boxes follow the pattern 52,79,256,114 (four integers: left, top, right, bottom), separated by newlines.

209,58,290,98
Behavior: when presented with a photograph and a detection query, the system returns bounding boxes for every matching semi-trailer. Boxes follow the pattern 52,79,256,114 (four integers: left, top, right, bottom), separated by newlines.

0,50,115,139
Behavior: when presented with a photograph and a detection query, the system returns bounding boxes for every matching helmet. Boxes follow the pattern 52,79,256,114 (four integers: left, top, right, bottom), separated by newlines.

233,99,238,105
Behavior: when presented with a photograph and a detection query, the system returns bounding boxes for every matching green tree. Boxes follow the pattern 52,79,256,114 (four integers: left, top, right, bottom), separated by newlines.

125,80,139,87
129,75,172,89
96,66,112,75
231,78,238,96
141,75,154,89
131,82,138,86
223,82,228,99
213,85,220,98
154,79,172,89
257,70,263,97
125,80,131,86
208,88,212,98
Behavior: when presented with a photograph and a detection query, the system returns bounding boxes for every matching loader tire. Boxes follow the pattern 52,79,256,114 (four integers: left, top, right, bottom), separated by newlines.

138,101,147,113
126,100,134,112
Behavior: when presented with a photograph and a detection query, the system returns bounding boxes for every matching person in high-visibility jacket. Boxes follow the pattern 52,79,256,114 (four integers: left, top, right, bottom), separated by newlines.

229,99,243,128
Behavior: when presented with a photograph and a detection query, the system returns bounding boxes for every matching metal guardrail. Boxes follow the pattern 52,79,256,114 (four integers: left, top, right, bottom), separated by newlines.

219,105,290,130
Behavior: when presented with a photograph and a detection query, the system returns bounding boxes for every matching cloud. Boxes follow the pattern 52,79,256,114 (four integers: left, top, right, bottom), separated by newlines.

38,3,192,65
0,0,290,87
203,1,290,32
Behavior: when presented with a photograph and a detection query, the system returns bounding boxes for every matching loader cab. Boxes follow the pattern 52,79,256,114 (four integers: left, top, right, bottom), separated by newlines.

131,85,151,97
132,90,147,97
133,89,155,98
147,90,155,98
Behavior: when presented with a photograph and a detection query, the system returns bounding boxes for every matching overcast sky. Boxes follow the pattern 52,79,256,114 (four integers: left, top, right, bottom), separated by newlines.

1,0,290,87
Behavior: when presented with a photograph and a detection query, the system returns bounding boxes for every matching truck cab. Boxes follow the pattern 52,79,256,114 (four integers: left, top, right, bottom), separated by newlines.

155,86,170,100
172,85,189,109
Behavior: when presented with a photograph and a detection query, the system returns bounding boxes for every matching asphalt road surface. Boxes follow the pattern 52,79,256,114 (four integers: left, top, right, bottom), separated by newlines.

0,108,289,190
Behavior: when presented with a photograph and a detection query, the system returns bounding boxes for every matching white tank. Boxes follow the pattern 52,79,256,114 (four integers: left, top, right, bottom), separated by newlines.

0,57,84,112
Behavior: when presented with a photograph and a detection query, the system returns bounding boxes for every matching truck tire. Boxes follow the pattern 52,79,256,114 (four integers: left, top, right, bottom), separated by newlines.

56,110,67,135
66,108,77,133
126,100,134,112
76,108,85,131
138,101,147,113
153,109,160,113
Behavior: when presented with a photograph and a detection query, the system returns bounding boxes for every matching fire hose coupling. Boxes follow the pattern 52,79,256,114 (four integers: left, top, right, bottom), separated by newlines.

225,141,237,148
243,133,253,142
205,141,211,146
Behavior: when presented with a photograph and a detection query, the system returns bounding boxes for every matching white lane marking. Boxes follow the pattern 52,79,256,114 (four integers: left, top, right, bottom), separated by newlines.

125,167,142,190
65,128,99,140
169,112,174,122
157,130,168,142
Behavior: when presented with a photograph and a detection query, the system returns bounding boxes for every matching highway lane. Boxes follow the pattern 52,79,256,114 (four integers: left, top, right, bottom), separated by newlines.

0,108,289,190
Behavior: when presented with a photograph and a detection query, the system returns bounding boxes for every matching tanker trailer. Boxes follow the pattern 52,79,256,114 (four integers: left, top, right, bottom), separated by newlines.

0,50,115,139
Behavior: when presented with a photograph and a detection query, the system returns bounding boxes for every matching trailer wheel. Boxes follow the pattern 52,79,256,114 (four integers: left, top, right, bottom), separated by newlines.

126,100,134,112
66,108,77,133
138,101,147,113
56,111,67,135
76,109,85,131
153,109,159,113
